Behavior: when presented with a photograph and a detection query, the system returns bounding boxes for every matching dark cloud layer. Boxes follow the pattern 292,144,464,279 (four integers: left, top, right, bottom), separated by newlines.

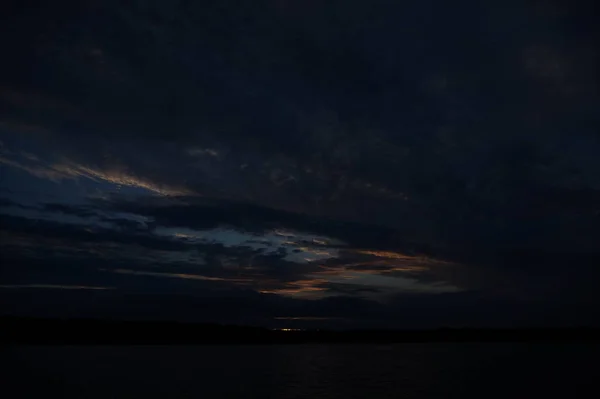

1,0,599,327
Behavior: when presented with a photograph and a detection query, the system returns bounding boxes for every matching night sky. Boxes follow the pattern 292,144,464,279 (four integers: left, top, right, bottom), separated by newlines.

1,0,599,329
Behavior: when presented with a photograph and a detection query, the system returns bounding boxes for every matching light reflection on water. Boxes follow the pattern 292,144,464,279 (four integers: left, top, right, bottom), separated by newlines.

5,344,599,398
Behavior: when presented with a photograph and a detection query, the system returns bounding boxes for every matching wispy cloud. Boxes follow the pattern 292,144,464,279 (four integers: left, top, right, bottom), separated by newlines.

0,152,192,196
0,155,67,181
108,268,251,283
187,147,220,157
156,226,343,264
259,278,330,298
52,163,193,196
0,284,114,290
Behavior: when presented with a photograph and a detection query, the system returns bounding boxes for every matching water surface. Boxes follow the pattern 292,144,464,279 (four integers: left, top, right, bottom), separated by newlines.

4,344,598,398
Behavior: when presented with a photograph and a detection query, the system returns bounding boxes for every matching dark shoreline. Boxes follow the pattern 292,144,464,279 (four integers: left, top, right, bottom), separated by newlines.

2,316,599,344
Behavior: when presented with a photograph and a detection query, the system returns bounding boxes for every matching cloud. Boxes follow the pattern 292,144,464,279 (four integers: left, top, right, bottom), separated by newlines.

1,0,599,326
53,163,193,196
0,151,192,196
0,155,67,181
107,269,251,284
0,198,462,303
0,284,114,290
258,278,331,298
3,179,600,309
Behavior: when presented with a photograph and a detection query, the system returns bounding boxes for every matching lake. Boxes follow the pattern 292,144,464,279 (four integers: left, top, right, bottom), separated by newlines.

4,344,598,398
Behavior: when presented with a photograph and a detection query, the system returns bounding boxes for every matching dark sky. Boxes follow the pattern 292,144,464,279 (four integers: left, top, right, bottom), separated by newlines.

1,0,599,328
